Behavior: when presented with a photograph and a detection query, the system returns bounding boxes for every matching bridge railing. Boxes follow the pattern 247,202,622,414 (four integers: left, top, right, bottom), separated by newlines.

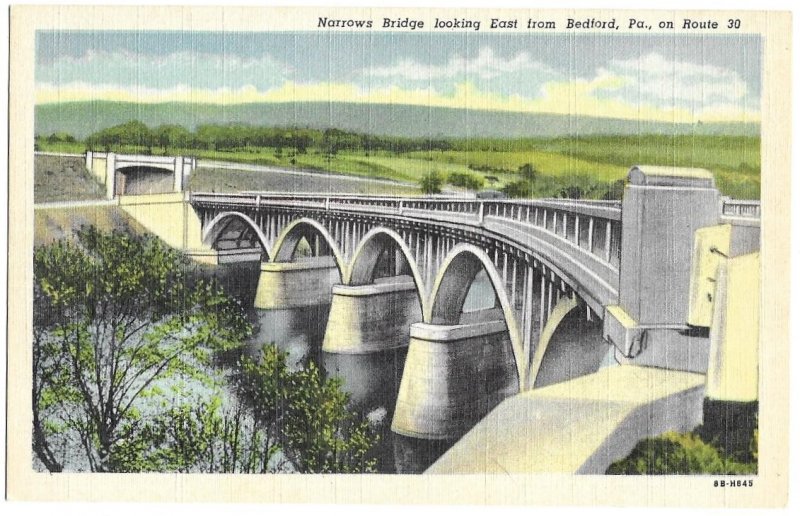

721,198,761,219
192,192,625,269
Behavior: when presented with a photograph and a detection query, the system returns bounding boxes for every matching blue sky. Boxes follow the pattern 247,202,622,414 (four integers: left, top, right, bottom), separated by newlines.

36,31,761,123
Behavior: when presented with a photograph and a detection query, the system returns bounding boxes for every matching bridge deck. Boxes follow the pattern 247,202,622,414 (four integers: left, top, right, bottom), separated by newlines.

426,365,705,474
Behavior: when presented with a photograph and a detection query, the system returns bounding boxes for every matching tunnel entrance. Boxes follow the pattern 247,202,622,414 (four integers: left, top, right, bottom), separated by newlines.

115,165,174,195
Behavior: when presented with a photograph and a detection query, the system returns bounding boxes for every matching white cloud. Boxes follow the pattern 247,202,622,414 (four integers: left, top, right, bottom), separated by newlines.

36,50,293,91
367,47,556,81
592,52,752,107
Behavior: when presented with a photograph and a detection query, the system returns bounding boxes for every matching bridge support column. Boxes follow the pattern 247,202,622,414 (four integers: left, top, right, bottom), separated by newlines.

173,156,185,192
322,278,422,354
391,320,517,441
105,152,117,199
250,257,340,358
321,278,420,410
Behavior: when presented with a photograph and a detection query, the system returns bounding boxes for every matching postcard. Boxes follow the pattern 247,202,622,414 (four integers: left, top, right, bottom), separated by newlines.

6,4,791,506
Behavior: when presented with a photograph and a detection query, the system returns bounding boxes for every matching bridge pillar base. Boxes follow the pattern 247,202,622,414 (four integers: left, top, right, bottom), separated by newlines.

253,256,340,310
249,257,340,359
185,247,263,266
391,320,517,441
322,278,422,354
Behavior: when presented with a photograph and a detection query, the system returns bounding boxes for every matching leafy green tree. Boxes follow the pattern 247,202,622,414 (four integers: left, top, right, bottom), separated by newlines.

109,396,280,473
85,120,154,153
235,345,378,473
154,124,191,154
419,171,444,195
559,185,587,199
281,360,377,473
32,226,250,472
447,172,485,191
518,163,537,181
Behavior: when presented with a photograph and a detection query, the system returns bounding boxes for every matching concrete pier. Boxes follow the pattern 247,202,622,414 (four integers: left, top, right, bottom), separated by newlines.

322,277,422,354
250,256,341,359
253,256,340,310
391,319,518,441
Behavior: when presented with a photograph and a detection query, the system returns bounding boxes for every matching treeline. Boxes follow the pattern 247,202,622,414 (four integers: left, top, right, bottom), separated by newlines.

70,120,454,155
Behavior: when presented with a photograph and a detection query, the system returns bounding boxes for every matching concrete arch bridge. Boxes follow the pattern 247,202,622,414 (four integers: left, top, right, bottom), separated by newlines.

190,166,761,446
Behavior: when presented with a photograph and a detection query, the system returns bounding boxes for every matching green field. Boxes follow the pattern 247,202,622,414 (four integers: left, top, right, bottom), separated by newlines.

36,133,761,200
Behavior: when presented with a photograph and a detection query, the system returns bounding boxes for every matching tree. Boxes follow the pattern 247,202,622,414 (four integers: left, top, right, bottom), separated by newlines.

606,429,758,475
85,120,154,153
419,171,444,195
447,172,485,191
559,185,587,199
234,345,378,473
32,226,250,472
501,179,532,198
518,163,537,182
154,124,190,154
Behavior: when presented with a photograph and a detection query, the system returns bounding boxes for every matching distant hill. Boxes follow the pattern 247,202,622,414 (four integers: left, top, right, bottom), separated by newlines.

35,101,760,140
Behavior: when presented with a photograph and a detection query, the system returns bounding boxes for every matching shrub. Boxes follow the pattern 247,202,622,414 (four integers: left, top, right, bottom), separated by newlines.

419,171,444,194
607,430,757,475
501,179,532,198
447,172,485,190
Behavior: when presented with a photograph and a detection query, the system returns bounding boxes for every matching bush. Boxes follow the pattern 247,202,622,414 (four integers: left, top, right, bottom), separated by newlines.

501,179,532,198
518,163,537,181
606,430,758,475
447,171,485,190
419,171,444,194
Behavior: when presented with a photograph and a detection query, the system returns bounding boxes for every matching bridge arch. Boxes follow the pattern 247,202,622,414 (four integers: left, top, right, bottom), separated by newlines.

428,243,525,387
202,211,271,259
529,297,609,390
346,227,428,316
271,218,346,281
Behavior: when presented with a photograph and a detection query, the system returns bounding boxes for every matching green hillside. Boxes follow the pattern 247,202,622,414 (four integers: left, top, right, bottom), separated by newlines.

35,101,760,140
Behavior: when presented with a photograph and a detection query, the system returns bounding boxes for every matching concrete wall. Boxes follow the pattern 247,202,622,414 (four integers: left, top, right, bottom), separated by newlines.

118,192,205,251
688,224,761,328
427,366,705,474
89,154,107,188
706,252,760,403
618,166,721,326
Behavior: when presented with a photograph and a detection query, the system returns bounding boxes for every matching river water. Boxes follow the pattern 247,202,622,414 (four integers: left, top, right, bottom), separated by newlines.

208,260,466,473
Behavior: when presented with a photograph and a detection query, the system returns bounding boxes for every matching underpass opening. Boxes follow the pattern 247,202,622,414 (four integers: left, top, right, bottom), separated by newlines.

428,245,523,388
115,165,174,196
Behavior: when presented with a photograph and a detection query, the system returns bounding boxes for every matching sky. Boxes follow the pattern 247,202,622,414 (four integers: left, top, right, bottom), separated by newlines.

35,31,761,123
